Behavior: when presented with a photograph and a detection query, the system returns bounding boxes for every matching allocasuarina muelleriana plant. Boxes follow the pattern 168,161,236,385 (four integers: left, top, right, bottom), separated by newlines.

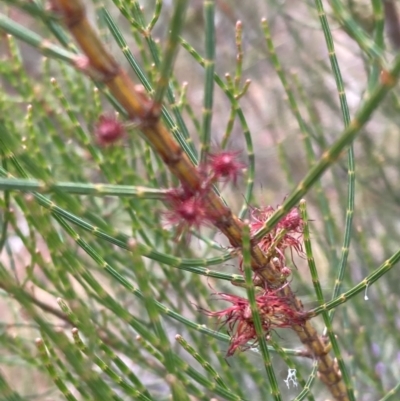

36,1,385,400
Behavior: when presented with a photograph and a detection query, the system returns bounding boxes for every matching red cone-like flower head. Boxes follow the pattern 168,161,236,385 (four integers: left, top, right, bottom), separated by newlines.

94,114,125,146
207,150,245,185
164,186,211,239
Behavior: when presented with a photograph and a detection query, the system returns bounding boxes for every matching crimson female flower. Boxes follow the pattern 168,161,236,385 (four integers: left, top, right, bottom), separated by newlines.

249,204,304,269
94,114,125,146
206,150,245,185
162,149,246,239
163,186,213,239
201,291,307,356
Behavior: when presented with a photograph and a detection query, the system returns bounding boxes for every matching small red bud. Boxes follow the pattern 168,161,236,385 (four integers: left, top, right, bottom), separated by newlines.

94,115,125,146
163,187,210,239
207,150,245,185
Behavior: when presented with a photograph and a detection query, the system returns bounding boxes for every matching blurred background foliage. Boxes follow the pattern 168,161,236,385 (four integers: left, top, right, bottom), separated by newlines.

0,0,400,400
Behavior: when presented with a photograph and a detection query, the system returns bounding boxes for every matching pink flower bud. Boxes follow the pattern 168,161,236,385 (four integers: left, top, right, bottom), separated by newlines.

207,150,245,185
94,115,125,146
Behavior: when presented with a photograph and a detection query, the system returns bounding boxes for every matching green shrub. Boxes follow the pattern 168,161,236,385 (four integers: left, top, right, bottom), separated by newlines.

0,1,400,400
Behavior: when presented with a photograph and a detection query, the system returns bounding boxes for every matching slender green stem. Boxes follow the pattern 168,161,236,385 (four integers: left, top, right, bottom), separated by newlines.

35,338,79,401
176,334,230,390
179,37,256,216
0,370,26,401
129,240,190,401
368,0,385,89
0,178,166,198
200,0,215,163
0,14,77,63
378,381,400,401
57,298,154,399
329,0,385,62
313,0,355,327
242,222,282,401
152,0,188,109
300,200,354,401
71,328,154,401
309,247,400,316
270,339,315,401
262,17,339,267
147,0,162,32
0,164,237,274
2,0,58,20
101,6,198,161
136,336,246,401
292,361,318,401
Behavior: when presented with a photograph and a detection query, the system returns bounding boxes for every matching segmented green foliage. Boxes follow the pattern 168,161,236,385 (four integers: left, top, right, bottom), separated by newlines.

1,1,400,400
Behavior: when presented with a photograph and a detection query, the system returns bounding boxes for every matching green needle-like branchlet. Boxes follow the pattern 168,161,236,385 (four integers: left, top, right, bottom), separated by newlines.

313,0,355,322
128,239,190,401
300,200,353,401
0,370,26,401
242,222,282,401
309,247,400,317
153,0,188,110
0,14,77,63
71,328,154,401
200,0,216,163
176,334,230,390
0,177,166,198
35,338,79,401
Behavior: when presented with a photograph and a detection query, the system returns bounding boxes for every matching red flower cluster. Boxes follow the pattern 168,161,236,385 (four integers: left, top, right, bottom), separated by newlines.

202,291,307,356
249,205,304,270
163,150,244,238
162,148,306,356
202,202,306,356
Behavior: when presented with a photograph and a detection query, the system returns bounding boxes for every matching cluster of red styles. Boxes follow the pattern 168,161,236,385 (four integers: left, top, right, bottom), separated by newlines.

164,147,308,356
94,115,307,356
